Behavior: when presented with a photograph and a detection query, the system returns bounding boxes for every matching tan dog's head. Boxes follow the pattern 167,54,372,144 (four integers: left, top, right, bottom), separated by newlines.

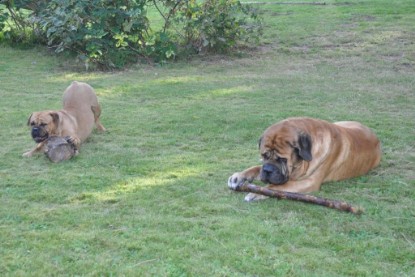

27,112,59,143
258,123,312,185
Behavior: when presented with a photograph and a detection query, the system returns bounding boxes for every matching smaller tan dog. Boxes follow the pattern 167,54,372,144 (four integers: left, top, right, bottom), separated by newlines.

23,81,106,157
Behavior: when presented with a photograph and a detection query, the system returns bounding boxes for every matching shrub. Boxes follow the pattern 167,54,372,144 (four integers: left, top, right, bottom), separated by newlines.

0,0,263,69
0,0,47,45
178,0,263,53
37,0,150,69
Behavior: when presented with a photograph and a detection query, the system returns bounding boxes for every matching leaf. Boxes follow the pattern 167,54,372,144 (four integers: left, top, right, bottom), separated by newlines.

123,20,134,32
165,49,175,59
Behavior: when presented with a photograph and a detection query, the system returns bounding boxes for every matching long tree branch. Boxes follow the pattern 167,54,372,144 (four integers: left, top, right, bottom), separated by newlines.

231,183,363,214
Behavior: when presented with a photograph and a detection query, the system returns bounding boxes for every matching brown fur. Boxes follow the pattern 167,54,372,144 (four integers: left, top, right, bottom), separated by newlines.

23,81,106,157
228,117,381,201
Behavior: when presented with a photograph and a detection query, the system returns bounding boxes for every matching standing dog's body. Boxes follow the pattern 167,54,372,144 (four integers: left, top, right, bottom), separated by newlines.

228,117,381,201
23,81,105,157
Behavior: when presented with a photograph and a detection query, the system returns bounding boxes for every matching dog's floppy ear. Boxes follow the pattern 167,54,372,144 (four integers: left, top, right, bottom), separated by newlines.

27,113,33,126
49,112,60,127
295,132,312,161
258,136,263,149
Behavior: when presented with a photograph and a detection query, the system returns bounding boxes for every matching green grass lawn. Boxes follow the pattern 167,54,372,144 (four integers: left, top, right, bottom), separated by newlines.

1,0,414,275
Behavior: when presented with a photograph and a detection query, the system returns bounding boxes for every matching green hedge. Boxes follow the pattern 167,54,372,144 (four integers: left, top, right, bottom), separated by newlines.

0,0,262,69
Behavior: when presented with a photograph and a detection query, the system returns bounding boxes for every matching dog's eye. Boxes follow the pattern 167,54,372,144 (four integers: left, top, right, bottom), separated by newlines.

262,153,270,160
277,157,287,163
30,122,35,126
40,123,47,127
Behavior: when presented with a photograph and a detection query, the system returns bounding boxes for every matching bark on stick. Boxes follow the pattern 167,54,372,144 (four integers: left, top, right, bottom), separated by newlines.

232,183,363,214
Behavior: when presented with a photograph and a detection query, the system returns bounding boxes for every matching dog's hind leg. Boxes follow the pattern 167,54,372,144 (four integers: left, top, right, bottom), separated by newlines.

91,105,106,132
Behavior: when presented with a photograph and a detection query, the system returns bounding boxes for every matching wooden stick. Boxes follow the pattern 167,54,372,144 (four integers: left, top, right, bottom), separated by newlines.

232,183,363,214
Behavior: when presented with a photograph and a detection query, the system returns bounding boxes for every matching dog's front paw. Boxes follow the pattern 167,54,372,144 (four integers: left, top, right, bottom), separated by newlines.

244,193,269,202
64,136,78,149
228,172,248,190
22,151,33,157
65,136,80,148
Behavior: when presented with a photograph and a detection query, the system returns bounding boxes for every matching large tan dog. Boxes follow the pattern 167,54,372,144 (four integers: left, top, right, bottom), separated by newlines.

23,81,106,157
228,117,381,201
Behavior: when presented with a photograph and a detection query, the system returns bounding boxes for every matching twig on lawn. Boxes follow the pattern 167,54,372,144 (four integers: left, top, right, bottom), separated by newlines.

232,183,363,215
132,258,159,267
400,233,415,249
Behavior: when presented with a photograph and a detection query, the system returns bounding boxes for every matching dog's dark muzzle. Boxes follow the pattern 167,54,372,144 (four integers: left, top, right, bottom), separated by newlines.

31,127,48,143
260,162,289,185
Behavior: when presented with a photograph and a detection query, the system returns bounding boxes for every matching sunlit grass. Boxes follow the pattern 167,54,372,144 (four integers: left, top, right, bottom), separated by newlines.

76,166,203,203
155,76,204,85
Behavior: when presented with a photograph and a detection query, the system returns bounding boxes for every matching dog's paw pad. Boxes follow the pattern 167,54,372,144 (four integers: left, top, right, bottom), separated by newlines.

228,173,246,190
244,193,269,202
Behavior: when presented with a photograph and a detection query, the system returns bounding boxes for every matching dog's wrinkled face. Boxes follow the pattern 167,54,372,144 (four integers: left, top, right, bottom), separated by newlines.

27,112,59,143
259,126,312,185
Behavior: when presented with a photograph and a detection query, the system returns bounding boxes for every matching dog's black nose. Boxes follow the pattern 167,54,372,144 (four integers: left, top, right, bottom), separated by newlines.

31,127,40,136
262,163,275,174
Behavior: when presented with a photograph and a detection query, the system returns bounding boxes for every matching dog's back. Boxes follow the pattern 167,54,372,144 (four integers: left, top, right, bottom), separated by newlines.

62,81,100,142
323,120,381,181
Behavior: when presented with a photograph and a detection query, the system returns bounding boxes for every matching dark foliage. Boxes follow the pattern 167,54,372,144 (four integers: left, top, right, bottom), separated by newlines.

0,0,262,69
